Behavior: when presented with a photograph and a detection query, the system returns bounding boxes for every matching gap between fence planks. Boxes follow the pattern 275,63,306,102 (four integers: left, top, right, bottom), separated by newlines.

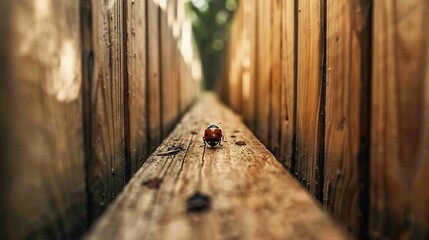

86,92,347,240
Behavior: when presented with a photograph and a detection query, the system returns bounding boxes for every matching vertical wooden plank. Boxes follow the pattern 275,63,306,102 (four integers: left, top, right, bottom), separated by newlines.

255,0,272,145
126,0,148,173
177,0,189,114
371,1,429,239
241,0,257,130
413,42,429,240
280,0,296,170
160,10,177,137
270,0,282,157
160,10,170,136
179,57,187,112
324,0,371,235
229,4,243,114
111,0,127,194
0,2,8,237
147,0,162,153
172,26,182,118
296,0,323,195
168,0,181,121
0,0,86,238
85,0,127,219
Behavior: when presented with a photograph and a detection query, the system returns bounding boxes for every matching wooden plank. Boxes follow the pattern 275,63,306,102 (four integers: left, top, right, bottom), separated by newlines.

167,0,182,124
160,10,177,138
126,0,148,173
280,0,296,170
241,0,257,130
0,0,86,238
176,1,195,112
269,0,282,157
179,57,188,112
0,2,8,238
86,93,347,240
192,43,202,98
295,0,324,196
255,0,272,145
147,0,162,153
171,36,182,120
178,44,195,114
370,1,429,239
84,0,127,219
229,4,243,114
324,0,372,236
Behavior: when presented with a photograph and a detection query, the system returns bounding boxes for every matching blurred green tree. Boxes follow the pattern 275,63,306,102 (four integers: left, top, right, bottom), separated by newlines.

187,0,238,89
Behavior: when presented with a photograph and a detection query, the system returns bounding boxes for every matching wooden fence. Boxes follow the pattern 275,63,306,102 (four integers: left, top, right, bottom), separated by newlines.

0,0,200,239
222,0,429,239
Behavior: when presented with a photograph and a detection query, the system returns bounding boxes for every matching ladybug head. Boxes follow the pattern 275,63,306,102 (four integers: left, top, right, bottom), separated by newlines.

207,122,221,129
206,138,219,147
208,123,219,129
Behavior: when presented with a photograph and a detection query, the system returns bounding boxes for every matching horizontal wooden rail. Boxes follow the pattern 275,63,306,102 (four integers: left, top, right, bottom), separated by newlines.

86,93,347,240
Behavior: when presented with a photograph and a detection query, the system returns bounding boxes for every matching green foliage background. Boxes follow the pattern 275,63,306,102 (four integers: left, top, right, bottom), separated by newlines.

186,0,238,89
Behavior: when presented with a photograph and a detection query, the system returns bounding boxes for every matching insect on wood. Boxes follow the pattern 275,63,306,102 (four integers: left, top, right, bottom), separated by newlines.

202,123,227,147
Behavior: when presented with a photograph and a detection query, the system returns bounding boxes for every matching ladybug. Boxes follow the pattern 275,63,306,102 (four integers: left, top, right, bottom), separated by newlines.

202,123,226,147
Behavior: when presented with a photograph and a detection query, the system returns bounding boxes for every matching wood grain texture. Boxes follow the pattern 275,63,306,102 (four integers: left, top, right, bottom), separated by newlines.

160,10,178,138
126,0,148,173
179,58,188,112
147,0,162,154
324,0,371,236
241,0,257,130
228,4,243,115
280,0,296,170
269,0,282,158
296,0,324,195
255,0,272,145
0,0,86,238
370,1,429,239
86,93,347,240
85,0,127,219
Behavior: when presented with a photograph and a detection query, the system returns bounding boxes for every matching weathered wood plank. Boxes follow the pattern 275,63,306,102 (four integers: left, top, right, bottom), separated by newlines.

269,0,283,158
160,10,177,138
86,93,347,240
0,0,86,238
126,0,148,173
228,4,243,115
179,58,188,112
241,0,257,130
324,0,372,236
84,0,127,219
280,0,296,171
296,0,324,196
370,1,429,239
167,0,182,135
147,0,162,153
255,0,272,146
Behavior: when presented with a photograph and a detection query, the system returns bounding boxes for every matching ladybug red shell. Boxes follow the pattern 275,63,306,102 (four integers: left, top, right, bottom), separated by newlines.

202,124,226,147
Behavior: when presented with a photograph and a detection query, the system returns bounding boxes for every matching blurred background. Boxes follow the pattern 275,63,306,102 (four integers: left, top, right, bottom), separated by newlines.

187,0,237,89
